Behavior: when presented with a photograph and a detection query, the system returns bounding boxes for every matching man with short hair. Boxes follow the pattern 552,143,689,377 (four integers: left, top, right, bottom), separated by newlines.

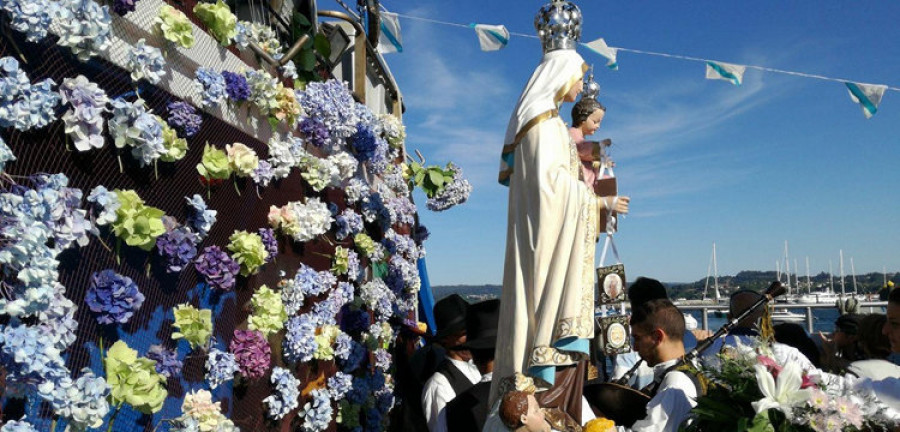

628,299,698,432
421,294,482,432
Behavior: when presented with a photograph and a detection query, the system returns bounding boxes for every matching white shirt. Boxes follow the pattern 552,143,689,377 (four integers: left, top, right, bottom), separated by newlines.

849,359,900,381
626,359,698,432
422,357,482,432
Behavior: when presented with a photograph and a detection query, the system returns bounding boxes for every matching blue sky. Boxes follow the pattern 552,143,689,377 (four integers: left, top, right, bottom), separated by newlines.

349,1,900,285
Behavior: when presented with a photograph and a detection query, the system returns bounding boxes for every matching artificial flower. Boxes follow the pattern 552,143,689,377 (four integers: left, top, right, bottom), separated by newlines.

197,142,233,182
263,367,300,420
226,230,268,276
171,304,213,349
85,269,145,325
194,245,240,291
59,75,108,152
247,284,286,337
225,143,259,177
229,329,270,380
111,189,166,251
104,340,167,414
126,39,166,84
193,1,237,46
155,5,195,48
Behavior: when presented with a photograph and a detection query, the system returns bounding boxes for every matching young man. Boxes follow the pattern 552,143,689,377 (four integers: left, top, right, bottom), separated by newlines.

421,294,481,432
446,299,500,432
628,299,698,432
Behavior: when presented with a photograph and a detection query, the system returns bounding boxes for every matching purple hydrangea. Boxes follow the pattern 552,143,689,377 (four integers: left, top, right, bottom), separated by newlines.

252,160,275,188
299,117,330,148
156,226,200,273
258,228,277,262
384,196,416,226
167,101,202,138
222,71,250,102
146,345,182,378
229,330,271,380
374,348,391,372
350,124,379,162
426,163,472,212
85,269,145,325
334,208,363,241
194,245,240,291
339,306,370,337
112,0,137,15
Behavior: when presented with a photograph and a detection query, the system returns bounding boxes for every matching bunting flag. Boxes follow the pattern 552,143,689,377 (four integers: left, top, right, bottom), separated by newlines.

378,12,403,53
706,61,746,86
471,23,510,51
845,82,887,119
584,38,618,70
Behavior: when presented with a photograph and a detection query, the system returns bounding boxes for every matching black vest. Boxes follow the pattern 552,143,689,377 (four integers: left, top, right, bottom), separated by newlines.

435,360,475,396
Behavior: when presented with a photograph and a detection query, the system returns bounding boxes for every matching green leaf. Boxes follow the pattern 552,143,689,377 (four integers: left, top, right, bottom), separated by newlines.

298,47,316,71
747,413,774,432
268,117,279,130
314,33,332,59
294,79,306,90
428,170,445,188
414,170,426,186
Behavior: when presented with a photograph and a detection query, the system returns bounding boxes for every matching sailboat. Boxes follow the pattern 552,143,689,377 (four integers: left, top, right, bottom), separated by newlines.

799,256,843,304
703,243,725,304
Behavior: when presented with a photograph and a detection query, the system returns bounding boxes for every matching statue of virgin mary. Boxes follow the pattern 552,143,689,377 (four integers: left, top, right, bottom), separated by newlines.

491,0,628,425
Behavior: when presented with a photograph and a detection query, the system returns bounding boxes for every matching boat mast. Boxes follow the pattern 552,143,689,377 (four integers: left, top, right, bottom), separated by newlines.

784,241,791,295
851,257,858,295
829,260,834,294
704,244,713,301
794,259,799,292
806,257,811,294
713,243,720,302
839,250,845,296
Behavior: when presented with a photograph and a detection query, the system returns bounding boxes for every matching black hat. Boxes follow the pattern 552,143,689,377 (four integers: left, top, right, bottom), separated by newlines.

729,290,764,328
835,314,862,335
628,277,668,308
459,299,501,350
433,294,469,340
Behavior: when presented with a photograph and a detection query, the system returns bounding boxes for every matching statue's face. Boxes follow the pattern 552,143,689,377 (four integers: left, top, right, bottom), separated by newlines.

522,395,550,432
564,79,584,102
580,109,605,136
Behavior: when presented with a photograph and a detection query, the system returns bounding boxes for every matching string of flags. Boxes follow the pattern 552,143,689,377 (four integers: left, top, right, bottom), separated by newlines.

380,9,900,119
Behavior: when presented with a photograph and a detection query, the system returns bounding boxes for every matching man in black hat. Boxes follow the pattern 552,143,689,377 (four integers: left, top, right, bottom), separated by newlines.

422,294,482,432
446,299,500,432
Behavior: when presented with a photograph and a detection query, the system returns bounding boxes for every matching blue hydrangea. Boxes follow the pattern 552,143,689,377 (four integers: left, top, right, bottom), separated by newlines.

299,117,330,149
374,348,391,372
87,185,119,226
0,136,15,173
386,255,420,295
339,340,367,373
185,194,216,239
55,0,112,62
334,332,352,361
263,367,301,420
346,375,370,405
300,388,333,432
296,80,360,150
384,196,416,227
108,98,165,167
360,192,388,224
59,75,109,152
344,177,370,204
294,263,335,298
330,282,354,310
280,278,304,316
252,159,275,187
156,226,199,273
339,306,370,337
310,298,338,327
350,124,379,163
346,250,361,282
167,101,202,138
327,371,353,400
280,60,298,80
283,315,317,363
0,57,60,131
127,39,166,84
426,163,473,212
413,224,430,244
365,137,390,176
85,269,145,325
37,293,78,352
383,229,423,260
40,367,110,430
0,324,69,398
0,420,39,432
222,71,250,102
334,208,363,240
205,347,238,389
194,68,227,108
146,345,182,378
1,0,55,42
360,280,395,322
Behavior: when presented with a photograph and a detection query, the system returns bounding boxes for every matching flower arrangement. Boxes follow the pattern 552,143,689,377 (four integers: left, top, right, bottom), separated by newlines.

263,367,301,420
229,329,271,380
127,39,166,84
0,56,61,131
167,101,202,138
247,284,287,337
110,189,166,251
85,269,145,325
193,0,237,46
155,5,195,48
55,0,112,62
171,304,213,349
58,75,108,152
227,230,268,276
104,340,168,414
268,199,333,243
195,246,240,291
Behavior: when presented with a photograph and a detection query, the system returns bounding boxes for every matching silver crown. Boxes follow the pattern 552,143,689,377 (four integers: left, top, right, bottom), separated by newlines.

583,65,600,100
534,0,582,53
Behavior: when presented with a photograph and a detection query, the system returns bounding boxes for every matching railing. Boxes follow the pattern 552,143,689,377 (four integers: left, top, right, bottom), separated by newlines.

676,301,888,333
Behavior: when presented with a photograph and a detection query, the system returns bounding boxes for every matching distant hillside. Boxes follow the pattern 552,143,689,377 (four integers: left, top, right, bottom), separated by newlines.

434,271,898,303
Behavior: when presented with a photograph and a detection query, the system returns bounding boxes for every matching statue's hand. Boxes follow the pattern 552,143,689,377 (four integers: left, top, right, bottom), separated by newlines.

612,196,629,214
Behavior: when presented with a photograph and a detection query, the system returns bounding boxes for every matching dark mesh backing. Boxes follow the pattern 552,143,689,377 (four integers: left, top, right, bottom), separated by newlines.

0,18,362,431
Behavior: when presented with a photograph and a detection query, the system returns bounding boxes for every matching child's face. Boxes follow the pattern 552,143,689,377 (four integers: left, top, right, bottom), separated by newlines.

581,109,606,136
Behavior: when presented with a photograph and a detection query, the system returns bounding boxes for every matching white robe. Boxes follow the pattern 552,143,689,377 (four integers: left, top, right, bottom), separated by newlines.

492,49,599,404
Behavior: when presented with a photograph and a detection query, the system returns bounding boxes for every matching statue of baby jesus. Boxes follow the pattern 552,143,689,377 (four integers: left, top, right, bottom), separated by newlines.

500,391,552,432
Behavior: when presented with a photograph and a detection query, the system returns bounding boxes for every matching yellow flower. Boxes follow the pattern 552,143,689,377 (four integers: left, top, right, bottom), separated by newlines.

225,143,259,177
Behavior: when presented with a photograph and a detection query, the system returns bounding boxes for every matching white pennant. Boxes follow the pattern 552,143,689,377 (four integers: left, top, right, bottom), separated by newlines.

845,82,887,119
705,61,746,86
471,24,509,51
378,12,403,54
584,38,618,70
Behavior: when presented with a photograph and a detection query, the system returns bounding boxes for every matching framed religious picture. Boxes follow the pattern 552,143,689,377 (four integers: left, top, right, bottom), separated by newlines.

596,263,626,305
596,314,631,355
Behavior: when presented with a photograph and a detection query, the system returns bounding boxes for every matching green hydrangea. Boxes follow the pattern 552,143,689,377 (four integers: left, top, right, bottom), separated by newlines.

172,304,213,349
332,246,349,275
155,5,195,48
193,0,237,46
247,284,286,337
354,233,376,257
227,231,268,276
159,118,188,162
112,190,166,251
313,325,339,360
197,142,233,180
105,340,168,414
